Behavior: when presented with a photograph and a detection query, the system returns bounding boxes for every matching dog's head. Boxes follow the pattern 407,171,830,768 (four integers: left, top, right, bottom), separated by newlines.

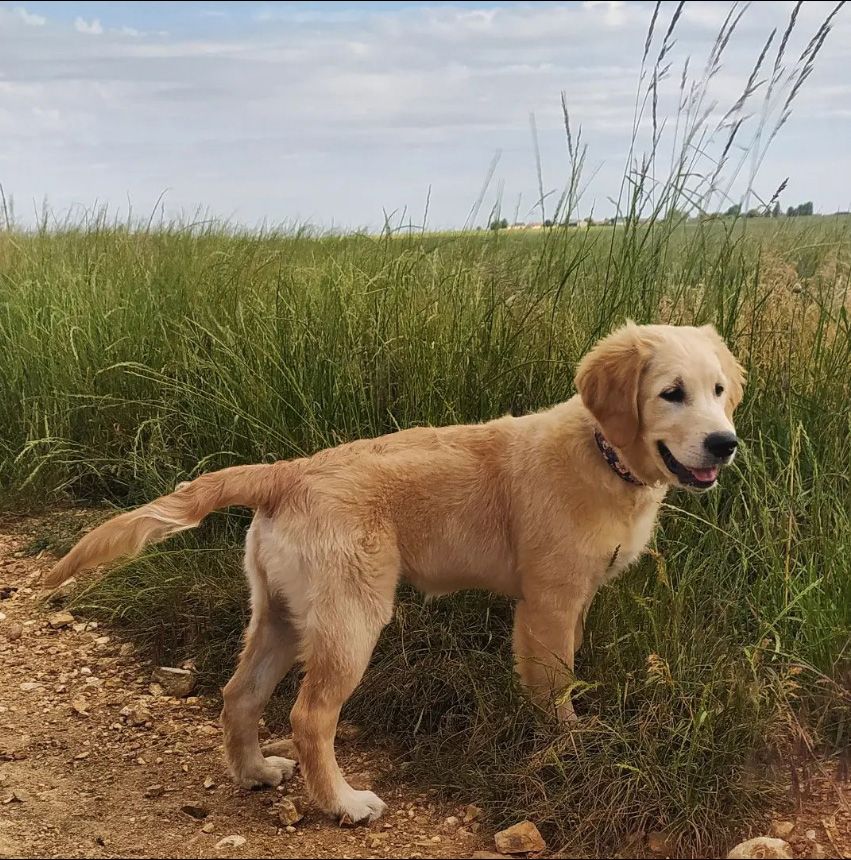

575,322,745,490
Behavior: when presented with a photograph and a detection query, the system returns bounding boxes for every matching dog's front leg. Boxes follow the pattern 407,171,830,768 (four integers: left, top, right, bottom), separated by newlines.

513,596,583,723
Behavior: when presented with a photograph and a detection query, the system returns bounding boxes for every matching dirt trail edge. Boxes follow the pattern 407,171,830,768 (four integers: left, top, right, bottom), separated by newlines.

0,516,493,860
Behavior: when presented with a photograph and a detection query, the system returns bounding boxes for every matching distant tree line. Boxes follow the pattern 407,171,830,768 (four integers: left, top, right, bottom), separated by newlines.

723,201,814,218
785,201,814,217
488,201,819,231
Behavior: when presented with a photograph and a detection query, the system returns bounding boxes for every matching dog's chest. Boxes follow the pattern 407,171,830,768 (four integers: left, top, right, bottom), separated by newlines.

593,499,661,585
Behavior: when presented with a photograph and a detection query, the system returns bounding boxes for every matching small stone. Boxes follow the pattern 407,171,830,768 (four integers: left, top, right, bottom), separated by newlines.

769,821,795,840
201,822,215,834
726,837,793,859
805,829,817,841
277,798,303,827
119,642,135,657
2,791,27,804
48,611,75,629
181,803,209,820
144,784,164,798
0,611,5,621
203,777,216,791
19,681,40,692
443,816,460,831
74,751,90,760
80,667,92,676
151,666,196,698
494,821,546,854
463,804,483,823
70,696,89,716
119,705,151,727
215,835,246,850
5,622,23,641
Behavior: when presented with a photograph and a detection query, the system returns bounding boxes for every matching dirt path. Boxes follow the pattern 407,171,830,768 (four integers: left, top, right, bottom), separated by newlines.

1,514,849,860
0,518,493,860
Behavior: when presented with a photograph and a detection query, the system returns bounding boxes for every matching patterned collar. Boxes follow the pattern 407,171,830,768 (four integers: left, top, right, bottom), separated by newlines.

594,429,645,487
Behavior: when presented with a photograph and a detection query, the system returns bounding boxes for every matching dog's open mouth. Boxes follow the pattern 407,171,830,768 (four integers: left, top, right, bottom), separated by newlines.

657,442,719,489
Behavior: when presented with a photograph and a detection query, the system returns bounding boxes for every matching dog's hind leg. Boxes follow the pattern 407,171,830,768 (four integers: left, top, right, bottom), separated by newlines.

221,526,299,789
290,548,398,823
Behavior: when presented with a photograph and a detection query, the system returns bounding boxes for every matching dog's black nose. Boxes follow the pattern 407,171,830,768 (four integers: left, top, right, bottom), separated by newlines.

704,431,738,459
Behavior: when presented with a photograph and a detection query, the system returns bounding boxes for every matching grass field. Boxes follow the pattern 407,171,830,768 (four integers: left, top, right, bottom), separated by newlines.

1,211,849,855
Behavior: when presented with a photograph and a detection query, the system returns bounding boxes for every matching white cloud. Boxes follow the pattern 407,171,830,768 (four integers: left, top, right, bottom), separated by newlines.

74,17,104,36
1,2,849,229
14,6,46,26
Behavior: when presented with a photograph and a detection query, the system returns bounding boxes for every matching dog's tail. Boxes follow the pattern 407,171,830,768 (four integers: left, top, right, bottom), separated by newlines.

43,463,287,589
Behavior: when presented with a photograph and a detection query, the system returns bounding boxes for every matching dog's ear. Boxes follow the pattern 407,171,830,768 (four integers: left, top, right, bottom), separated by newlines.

575,322,652,448
700,325,746,418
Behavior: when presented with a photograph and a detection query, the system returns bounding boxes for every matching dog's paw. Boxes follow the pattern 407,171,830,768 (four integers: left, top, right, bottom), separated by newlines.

235,756,296,789
557,705,579,725
334,789,387,825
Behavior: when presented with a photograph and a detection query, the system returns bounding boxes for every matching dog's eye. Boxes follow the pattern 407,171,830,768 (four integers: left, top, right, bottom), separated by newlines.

660,387,685,403
715,383,724,397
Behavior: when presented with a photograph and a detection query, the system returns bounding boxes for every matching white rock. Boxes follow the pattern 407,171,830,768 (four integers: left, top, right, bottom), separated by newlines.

726,836,793,859
151,666,196,697
215,835,246,850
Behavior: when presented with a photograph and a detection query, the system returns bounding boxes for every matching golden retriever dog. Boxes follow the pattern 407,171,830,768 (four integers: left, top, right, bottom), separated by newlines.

45,322,744,824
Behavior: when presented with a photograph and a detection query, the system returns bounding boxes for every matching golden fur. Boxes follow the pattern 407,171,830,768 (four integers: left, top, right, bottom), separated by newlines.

45,322,745,823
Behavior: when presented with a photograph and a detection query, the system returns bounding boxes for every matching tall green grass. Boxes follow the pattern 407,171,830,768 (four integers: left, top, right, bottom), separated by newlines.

1,3,850,855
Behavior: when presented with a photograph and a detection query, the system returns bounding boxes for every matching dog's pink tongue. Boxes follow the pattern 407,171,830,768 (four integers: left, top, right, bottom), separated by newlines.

690,466,719,483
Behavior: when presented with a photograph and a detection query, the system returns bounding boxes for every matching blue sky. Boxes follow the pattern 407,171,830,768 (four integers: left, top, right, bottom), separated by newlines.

1,1,849,230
